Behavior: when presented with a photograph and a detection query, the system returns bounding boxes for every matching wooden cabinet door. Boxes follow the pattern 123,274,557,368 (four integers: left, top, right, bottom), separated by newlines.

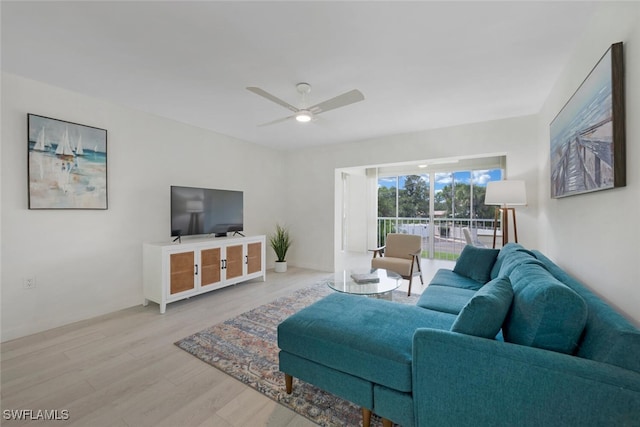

200,247,221,287
246,242,262,274
169,251,195,295
225,244,243,280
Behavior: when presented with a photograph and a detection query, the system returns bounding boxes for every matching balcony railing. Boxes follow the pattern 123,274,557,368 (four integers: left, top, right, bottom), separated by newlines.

377,217,498,260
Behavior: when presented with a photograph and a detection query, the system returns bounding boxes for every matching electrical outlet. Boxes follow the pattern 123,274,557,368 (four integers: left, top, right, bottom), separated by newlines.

23,277,36,289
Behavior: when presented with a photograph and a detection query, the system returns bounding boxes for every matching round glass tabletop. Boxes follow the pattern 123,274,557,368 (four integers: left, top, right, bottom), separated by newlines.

323,268,402,297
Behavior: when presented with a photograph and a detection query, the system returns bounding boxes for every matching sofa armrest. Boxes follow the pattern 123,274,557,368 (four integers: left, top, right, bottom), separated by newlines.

412,328,640,427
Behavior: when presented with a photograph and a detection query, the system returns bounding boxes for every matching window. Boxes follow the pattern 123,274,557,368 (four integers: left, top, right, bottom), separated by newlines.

378,167,502,260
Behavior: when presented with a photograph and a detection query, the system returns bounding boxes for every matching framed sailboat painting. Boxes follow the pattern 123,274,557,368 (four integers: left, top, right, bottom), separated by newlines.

27,114,108,209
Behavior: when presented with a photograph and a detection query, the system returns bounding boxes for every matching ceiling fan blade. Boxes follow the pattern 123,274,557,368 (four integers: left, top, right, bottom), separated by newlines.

247,87,299,113
309,89,364,114
257,115,295,127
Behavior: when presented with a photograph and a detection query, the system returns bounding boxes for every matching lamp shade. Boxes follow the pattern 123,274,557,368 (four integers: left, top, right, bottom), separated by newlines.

485,180,526,206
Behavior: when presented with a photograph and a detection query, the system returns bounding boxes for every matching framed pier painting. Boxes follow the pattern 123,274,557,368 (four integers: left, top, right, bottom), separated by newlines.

27,114,108,209
550,42,625,199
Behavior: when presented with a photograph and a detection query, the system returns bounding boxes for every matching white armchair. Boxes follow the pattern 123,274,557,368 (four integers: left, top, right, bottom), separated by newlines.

462,227,487,248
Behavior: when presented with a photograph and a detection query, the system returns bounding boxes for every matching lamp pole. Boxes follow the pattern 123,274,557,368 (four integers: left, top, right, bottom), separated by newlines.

492,206,518,248
485,180,526,249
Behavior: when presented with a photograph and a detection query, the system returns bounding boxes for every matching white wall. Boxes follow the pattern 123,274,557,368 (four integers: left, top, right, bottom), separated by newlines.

284,115,540,271
1,73,286,341
537,2,640,325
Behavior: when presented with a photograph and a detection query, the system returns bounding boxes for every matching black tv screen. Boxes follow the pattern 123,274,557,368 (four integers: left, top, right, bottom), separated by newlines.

171,186,243,237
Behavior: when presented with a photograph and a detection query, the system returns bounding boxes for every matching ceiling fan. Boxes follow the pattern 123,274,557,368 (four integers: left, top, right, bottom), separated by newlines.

246,83,364,126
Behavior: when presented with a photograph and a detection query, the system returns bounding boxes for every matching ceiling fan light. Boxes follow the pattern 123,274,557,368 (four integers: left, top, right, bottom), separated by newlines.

295,111,312,123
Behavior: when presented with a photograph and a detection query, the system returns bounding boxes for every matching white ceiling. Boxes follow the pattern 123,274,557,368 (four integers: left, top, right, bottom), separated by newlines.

1,1,598,150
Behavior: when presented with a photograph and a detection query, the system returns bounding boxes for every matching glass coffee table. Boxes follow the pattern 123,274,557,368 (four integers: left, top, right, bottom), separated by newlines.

323,268,402,300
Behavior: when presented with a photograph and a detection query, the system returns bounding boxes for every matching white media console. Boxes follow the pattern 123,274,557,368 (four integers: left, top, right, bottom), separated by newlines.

143,235,266,313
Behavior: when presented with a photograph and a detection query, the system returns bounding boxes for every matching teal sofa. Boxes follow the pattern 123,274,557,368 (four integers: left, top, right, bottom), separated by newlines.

277,243,640,426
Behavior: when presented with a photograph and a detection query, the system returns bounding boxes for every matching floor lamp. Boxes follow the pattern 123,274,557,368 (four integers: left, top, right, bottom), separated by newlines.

484,180,526,248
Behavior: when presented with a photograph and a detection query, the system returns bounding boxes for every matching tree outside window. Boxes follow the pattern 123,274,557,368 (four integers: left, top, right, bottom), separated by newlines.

378,175,430,218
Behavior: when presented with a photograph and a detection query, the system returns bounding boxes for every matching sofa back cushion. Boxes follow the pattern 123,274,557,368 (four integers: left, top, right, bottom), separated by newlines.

491,244,543,280
503,263,588,354
490,243,524,279
451,277,513,339
532,250,640,374
453,245,499,283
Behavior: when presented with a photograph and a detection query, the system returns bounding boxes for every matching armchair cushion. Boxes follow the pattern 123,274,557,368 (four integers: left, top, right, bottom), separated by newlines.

453,245,499,283
372,256,414,277
450,276,513,339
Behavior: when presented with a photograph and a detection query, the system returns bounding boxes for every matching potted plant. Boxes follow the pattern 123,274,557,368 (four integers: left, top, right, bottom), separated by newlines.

270,223,292,273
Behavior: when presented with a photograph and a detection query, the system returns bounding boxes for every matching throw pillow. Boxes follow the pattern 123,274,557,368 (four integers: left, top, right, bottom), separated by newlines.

451,277,514,339
453,245,500,283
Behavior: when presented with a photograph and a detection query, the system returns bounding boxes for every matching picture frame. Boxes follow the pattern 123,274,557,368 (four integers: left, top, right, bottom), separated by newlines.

28,114,108,209
550,42,625,199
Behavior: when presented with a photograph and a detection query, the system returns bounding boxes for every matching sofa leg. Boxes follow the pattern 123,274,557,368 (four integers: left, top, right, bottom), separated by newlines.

285,373,293,394
382,418,393,427
362,407,371,427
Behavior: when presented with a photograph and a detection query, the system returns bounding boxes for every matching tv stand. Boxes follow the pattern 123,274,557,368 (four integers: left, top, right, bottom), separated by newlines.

172,235,181,243
143,235,266,313
232,231,245,237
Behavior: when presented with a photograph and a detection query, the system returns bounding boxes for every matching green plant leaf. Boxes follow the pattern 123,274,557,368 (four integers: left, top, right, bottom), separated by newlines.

269,223,292,262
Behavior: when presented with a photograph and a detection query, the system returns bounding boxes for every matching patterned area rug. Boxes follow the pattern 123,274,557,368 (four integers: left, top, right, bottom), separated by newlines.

175,282,418,426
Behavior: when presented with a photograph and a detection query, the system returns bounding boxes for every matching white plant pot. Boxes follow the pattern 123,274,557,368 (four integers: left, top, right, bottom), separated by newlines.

274,261,287,273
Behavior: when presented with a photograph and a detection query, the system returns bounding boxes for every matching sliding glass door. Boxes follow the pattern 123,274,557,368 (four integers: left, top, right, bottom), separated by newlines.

378,168,502,260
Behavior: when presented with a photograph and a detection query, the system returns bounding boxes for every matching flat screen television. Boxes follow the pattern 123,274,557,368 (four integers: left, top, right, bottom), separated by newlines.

171,186,243,238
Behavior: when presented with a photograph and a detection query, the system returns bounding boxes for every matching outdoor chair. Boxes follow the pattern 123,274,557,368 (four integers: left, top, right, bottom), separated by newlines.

462,227,487,248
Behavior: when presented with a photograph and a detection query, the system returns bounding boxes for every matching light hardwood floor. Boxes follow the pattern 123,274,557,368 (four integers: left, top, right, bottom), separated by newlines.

1,259,452,427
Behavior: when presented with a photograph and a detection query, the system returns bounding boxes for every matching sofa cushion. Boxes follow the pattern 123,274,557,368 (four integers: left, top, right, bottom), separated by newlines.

498,250,545,279
451,277,513,339
277,292,457,392
490,243,520,279
491,246,544,278
429,269,485,291
453,245,499,283
503,263,588,354
416,285,476,314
